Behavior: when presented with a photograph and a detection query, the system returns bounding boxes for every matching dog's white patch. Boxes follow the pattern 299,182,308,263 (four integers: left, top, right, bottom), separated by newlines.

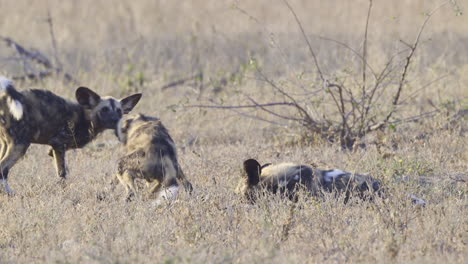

159,185,179,201
153,185,179,206
7,98,23,120
0,77,23,120
324,170,347,183
0,179,14,194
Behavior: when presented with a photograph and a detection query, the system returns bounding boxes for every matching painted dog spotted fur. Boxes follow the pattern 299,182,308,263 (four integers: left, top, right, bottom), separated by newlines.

0,77,141,194
115,114,193,202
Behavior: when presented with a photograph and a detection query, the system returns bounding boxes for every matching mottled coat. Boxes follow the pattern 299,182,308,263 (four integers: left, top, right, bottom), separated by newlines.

236,159,381,203
0,77,141,194
115,114,192,202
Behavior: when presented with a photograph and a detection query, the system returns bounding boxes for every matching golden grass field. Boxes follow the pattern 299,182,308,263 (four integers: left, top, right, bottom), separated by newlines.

0,0,467,263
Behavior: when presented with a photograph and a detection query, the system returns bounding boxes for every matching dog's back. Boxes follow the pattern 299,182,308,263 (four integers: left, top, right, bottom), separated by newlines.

119,115,179,182
15,89,85,144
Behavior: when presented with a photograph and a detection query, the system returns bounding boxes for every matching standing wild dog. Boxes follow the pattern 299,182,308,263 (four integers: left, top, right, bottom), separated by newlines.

115,114,193,202
0,77,141,194
236,159,381,203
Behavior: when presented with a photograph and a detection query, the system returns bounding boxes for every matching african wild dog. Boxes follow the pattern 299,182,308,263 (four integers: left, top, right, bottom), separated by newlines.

236,159,315,203
115,114,193,202
0,76,141,194
236,159,381,203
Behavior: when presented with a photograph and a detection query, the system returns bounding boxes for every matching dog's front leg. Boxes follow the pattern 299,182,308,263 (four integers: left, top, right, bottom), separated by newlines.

51,147,67,178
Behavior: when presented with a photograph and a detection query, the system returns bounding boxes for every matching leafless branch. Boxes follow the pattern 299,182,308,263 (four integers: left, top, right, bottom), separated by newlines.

255,67,322,131
188,101,289,127
187,102,296,110
0,36,76,84
246,96,303,121
46,10,62,69
233,4,290,69
383,1,450,124
317,36,377,78
1,36,53,68
281,0,324,82
360,0,373,128
161,73,203,90
362,0,373,99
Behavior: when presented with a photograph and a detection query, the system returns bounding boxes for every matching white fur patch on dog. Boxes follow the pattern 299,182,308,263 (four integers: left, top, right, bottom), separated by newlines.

158,185,179,201
0,77,23,120
153,185,179,206
323,170,347,183
7,98,23,120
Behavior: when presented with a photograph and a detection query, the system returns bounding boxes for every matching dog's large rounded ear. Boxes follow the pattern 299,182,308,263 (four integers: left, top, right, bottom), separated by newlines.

76,87,101,108
243,159,261,186
120,93,142,114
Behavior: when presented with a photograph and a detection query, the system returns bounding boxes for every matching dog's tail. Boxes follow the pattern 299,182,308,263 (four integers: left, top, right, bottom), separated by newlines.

0,77,23,120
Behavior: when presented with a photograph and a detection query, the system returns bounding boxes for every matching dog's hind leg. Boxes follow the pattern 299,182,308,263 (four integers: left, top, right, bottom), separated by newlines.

146,179,161,197
0,138,8,162
116,170,138,201
0,142,29,195
176,165,193,194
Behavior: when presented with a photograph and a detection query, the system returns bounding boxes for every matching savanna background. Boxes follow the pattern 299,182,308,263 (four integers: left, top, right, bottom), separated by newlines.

0,0,467,263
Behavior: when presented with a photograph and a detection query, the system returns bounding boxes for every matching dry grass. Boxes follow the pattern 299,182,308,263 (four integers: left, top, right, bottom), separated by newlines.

0,0,467,263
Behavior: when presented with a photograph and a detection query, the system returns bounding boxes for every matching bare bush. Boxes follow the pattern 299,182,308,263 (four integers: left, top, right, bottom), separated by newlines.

191,0,463,149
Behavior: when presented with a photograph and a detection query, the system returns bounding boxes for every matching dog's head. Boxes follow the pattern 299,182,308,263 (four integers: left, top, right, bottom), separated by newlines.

75,87,142,130
243,159,262,186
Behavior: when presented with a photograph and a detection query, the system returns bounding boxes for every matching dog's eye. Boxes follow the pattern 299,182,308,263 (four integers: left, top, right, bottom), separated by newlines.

117,108,122,115
101,107,109,113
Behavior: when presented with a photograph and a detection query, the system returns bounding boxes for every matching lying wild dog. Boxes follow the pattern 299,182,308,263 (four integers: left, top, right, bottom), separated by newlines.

236,159,381,203
236,159,316,202
0,77,141,194
115,114,193,202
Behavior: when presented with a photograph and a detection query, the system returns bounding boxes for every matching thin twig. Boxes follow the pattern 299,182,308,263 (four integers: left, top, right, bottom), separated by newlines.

360,0,373,129
1,36,53,68
190,101,289,127
317,35,377,78
255,67,322,131
0,36,76,83
389,110,439,124
399,74,450,105
246,96,303,121
233,4,290,71
326,82,351,145
231,109,289,127
161,73,203,90
362,0,373,101
383,1,449,124
281,0,324,82
187,102,296,109
46,10,62,69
